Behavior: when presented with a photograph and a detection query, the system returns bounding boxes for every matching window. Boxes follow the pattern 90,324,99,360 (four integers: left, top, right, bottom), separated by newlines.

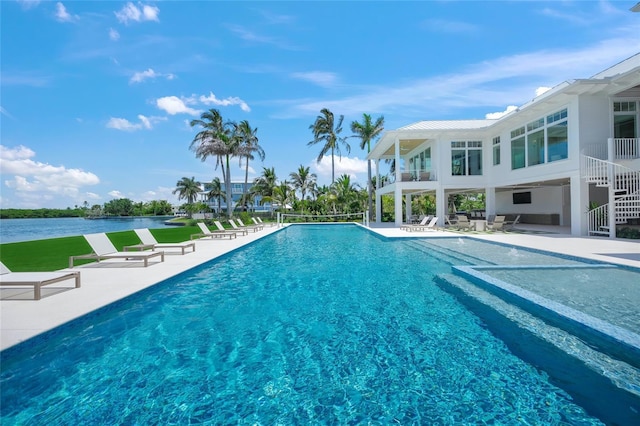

451,141,482,176
613,101,638,138
510,108,568,169
492,136,501,166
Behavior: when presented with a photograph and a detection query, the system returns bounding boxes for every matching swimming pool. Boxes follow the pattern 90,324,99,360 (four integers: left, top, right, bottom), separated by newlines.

0,225,627,423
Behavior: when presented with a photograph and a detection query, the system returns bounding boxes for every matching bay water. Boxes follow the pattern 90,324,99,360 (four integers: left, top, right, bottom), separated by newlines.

0,217,175,244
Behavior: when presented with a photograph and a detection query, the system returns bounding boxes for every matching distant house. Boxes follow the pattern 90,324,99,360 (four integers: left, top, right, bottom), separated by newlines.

198,181,273,214
368,53,640,237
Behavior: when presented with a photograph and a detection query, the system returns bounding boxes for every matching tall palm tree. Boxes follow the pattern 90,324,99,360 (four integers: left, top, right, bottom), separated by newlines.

351,113,384,219
332,174,361,214
289,165,317,204
173,176,201,216
189,108,237,217
252,167,278,215
234,120,265,211
206,177,226,215
308,108,350,184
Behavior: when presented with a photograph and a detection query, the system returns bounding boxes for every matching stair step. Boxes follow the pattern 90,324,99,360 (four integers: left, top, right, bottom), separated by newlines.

434,273,640,424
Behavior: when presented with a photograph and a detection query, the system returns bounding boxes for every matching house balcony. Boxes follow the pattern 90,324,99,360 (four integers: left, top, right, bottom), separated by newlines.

378,169,439,195
583,138,640,161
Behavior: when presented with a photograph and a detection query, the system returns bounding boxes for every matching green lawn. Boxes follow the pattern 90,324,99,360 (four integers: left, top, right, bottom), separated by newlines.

0,226,201,272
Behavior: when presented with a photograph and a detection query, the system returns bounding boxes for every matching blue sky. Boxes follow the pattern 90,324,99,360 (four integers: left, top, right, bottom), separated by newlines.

1,1,639,209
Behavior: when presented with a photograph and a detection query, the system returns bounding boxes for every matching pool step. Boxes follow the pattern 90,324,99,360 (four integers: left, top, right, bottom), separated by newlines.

405,240,491,265
435,273,640,425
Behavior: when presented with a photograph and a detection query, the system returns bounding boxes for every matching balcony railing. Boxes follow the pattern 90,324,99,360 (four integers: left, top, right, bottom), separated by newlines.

613,138,640,159
380,169,435,187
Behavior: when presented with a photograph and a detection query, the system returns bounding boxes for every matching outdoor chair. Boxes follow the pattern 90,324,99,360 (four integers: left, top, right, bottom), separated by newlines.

237,218,263,231
228,219,255,234
254,217,277,227
400,216,429,231
486,216,506,231
132,228,195,255
70,233,164,268
406,216,439,232
503,215,521,232
455,215,473,231
191,222,237,240
0,261,80,300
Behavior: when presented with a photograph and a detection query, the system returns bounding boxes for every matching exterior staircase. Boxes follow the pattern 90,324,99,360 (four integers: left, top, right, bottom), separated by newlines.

582,155,640,236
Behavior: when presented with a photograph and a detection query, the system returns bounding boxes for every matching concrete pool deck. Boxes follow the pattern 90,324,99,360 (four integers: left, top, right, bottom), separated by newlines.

1,223,639,351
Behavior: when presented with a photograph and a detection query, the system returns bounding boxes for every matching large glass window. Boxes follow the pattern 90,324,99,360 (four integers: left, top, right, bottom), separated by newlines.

511,137,525,169
510,108,568,169
492,136,501,166
451,141,482,176
527,129,545,166
547,121,568,161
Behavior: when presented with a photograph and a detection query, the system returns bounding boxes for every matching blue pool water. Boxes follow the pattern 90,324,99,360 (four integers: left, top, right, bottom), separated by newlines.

0,225,606,424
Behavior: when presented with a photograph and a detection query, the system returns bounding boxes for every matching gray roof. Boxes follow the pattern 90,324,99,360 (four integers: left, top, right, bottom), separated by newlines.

399,119,496,131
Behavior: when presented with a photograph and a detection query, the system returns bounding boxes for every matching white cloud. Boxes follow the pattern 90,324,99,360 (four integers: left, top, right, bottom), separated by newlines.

291,71,338,88
485,105,519,120
0,145,100,205
17,0,40,10
156,96,201,115
130,68,176,84
109,28,120,41
0,106,15,119
106,115,164,131
310,156,370,185
535,86,552,97
115,2,159,24
287,37,640,118
199,92,251,112
108,190,125,198
55,2,78,22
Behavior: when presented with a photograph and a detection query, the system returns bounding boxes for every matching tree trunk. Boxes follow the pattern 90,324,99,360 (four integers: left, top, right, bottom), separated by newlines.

225,155,233,217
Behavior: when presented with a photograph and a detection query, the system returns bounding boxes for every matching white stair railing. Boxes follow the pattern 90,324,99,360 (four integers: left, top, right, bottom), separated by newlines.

582,155,640,236
612,138,640,160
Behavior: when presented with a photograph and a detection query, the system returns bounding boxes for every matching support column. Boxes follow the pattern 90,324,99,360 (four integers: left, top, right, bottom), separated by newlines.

394,186,403,226
375,159,381,224
485,187,496,218
406,194,413,223
436,185,446,228
570,173,588,236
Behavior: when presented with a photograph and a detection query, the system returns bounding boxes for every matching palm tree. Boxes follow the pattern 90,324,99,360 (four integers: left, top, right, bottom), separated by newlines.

351,113,384,220
206,177,226,215
332,174,361,214
252,167,278,216
189,108,237,217
234,120,264,211
308,108,350,184
289,165,317,205
173,177,201,217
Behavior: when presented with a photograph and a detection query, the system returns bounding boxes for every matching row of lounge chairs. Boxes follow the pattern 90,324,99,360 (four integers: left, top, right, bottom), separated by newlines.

1,217,275,300
400,216,439,232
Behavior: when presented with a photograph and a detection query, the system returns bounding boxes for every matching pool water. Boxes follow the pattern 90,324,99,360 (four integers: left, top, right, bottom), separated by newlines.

0,225,604,424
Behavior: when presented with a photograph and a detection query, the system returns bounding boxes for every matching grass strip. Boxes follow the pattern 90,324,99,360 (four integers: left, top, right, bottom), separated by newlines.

0,226,200,272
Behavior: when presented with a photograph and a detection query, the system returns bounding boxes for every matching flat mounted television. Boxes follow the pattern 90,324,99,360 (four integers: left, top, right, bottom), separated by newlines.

513,191,531,205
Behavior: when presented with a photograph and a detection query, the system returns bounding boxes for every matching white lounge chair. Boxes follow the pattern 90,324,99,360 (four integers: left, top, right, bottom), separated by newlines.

407,216,439,232
454,215,473,231
503,214,521,231
254,217,276,227
486,216,506,231
0,261,81,300
228,219,253,234
400,216,429,231
132,228,196,255
191,222,237,240
70,233,164,268
237,218,263,231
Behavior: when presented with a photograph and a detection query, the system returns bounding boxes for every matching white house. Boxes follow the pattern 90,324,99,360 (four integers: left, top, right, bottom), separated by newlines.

368,53,640,237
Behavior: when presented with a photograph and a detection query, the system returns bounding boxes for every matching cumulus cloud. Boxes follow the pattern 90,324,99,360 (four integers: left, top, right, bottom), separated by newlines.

535,86,552,97
310,156,371,185
115,2,160,24
55,2,78,22
108,190,125,198
199,92,250,112
156,96,201,115
291,71,338,88
109,28,120,41
485,105,519,120
0,145,100,204
130,68,176,84
106,114,165,131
